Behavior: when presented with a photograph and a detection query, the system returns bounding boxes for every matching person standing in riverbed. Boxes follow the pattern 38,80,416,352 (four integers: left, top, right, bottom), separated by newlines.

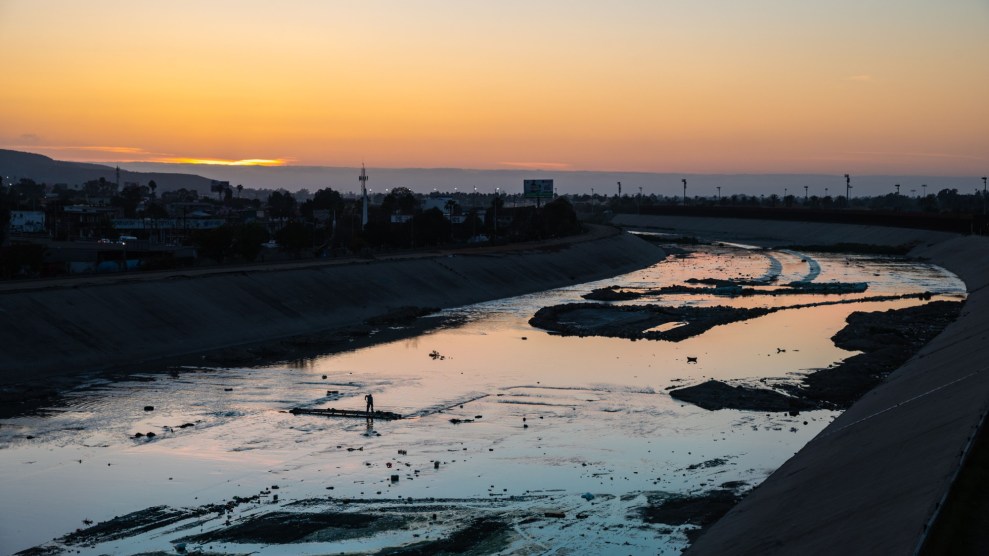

365,393,374,415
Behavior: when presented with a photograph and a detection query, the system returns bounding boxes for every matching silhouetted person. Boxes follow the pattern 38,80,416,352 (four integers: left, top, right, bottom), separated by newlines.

365,393,374,414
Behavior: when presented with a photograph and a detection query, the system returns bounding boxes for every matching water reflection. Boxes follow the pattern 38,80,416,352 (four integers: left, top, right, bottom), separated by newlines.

0,244,967,555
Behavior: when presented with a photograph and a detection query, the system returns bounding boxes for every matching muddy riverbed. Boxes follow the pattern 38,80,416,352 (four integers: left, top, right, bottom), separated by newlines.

0,242,966,555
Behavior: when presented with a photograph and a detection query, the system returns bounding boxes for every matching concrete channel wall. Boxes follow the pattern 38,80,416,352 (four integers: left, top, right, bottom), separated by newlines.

614,214,989,555
0,227,664,382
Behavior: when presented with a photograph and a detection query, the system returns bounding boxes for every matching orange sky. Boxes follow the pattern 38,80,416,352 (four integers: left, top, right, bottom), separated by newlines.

1,0,986,175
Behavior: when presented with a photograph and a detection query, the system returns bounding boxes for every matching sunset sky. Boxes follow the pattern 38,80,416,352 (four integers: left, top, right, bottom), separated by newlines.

1,0,986,175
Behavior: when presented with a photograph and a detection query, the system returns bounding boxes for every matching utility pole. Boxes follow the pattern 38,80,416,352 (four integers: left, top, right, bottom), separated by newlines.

804,185,808,202
982,176,987,222
895,184,900,196
844,174,851,203
617,181,622,198
682,179,687,206
717,186,721,202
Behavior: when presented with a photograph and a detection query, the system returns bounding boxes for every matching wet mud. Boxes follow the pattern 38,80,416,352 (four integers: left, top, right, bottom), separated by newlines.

639,488,746,543
671,300,963,411
529,302,772,342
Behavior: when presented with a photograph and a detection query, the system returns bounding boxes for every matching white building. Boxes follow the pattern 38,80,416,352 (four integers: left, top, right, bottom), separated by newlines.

9,210,46,233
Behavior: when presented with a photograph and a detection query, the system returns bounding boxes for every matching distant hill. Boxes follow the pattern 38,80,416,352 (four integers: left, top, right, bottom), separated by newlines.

0,149,216,195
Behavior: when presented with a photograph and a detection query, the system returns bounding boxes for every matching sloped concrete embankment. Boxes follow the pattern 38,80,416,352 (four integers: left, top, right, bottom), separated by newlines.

0,230,663,381
614,214,989,555
612,213,959,248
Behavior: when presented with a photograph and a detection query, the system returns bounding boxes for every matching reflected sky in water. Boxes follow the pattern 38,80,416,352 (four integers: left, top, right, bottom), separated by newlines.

0,244,966,554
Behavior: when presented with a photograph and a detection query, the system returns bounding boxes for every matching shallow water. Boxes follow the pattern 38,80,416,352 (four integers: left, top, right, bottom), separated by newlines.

0,244,966,554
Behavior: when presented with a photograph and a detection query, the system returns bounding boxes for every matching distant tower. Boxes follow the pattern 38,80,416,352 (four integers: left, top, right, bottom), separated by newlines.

359,163,369,229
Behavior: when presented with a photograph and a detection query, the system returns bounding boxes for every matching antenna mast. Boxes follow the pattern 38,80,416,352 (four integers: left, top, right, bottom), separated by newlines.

359,163,369,229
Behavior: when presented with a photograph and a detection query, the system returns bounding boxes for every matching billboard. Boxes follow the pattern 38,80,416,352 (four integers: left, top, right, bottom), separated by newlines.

523,179,554,199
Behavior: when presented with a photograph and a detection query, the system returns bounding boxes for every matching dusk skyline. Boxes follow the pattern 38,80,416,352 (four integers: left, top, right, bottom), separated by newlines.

1,0,986,175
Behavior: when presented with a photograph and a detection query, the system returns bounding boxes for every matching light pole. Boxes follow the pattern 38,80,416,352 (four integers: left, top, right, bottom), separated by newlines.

804,185,808,202
717,186,721,202
494,187,500,236
922,184,927,197
617,181,622,198
682,179,687,206
895,184,900,196
844,174,851,203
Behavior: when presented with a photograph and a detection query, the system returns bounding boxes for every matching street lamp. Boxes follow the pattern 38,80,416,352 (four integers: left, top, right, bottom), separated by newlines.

844,174,851,202
895,184,900,195
717,186,721,201
682,179,687,205
804,185,808,201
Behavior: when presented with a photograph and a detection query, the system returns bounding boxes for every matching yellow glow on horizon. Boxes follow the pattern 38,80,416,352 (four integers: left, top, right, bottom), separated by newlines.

153,158,288,167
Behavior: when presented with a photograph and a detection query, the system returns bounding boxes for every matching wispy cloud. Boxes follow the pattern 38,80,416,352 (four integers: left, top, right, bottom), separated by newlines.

499,161,572,170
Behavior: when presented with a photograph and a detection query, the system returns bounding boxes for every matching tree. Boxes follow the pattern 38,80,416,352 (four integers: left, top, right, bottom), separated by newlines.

193,226,235,262
11,178,46,210
382,187,418,215
267,190,297,218
233,223,269,262
274,221,311,255
301,187,344,219
413,208,450,246
542,197,580,237
113,184,146,218
148,180,157,199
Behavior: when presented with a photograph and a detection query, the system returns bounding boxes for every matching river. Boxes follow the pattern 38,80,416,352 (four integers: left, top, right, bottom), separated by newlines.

0,242,966,555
